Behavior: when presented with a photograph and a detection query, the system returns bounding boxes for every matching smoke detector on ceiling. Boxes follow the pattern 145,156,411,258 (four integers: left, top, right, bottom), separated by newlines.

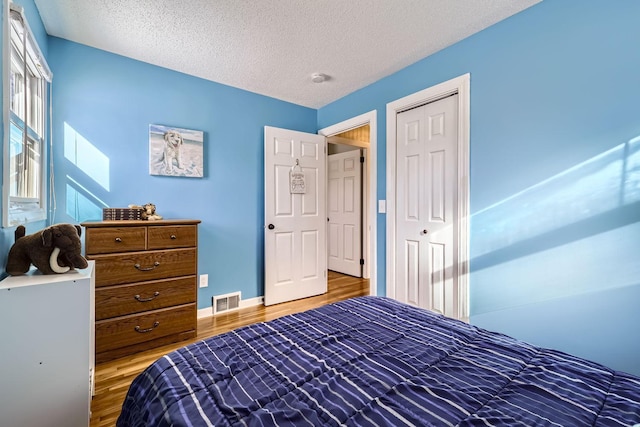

311,73,329,83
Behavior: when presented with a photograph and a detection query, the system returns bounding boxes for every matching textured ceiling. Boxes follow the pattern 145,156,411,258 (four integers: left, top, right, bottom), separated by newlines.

34,0,540,109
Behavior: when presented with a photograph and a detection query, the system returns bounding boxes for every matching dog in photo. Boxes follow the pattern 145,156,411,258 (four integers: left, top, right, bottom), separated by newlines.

162,130,184,172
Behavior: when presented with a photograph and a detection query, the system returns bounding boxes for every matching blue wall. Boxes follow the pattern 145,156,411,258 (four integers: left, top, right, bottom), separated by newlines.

319,0,640,375
46,38,317,307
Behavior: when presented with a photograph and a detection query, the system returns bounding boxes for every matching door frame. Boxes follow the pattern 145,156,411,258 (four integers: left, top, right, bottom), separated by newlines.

319,110,377,296
386,74,470,318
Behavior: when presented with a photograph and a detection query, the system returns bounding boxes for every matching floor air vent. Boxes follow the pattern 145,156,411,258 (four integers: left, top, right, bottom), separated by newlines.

212,292,241,314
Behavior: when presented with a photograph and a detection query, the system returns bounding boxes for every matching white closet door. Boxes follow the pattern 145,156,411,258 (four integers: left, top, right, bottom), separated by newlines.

395,94,458,316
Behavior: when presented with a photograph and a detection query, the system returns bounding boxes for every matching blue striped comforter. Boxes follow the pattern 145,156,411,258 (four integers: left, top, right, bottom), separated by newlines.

117,296,640,426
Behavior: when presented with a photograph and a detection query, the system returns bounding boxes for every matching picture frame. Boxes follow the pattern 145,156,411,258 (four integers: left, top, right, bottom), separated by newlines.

149,124,204,178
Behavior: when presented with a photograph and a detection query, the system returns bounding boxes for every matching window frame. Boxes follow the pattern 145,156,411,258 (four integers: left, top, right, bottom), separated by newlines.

2,3,52,227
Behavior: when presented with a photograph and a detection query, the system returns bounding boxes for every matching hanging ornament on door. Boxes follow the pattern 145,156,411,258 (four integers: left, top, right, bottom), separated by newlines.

290,159,306,194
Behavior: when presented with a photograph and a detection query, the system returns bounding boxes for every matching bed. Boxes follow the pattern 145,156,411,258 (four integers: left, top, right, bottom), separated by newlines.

117,296,640,426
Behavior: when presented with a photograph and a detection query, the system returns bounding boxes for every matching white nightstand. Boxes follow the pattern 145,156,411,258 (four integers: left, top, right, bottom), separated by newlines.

0,261,95,427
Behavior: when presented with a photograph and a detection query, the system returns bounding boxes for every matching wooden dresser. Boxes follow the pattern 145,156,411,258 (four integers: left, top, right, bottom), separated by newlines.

81,219,200,363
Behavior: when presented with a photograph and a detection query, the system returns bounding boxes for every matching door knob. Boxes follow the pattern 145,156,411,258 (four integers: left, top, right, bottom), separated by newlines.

422,229,428,235
268,224,275,230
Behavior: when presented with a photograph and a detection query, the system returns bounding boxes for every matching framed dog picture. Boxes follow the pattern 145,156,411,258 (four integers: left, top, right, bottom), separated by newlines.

149,124,204,178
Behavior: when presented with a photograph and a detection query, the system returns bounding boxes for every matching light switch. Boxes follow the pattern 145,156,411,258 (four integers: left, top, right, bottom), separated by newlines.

199,274,208,288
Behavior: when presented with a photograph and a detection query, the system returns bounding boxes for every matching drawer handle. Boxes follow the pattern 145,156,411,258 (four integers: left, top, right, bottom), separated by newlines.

134,321,160,334
134,291,160,302
115,237,122,242
170,234,177,240
134,261,160,271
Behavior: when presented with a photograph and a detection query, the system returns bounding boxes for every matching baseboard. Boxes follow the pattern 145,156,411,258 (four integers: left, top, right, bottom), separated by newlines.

197,295,264,319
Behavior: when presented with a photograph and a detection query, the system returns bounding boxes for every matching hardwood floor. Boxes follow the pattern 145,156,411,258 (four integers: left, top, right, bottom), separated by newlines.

90,271,369,427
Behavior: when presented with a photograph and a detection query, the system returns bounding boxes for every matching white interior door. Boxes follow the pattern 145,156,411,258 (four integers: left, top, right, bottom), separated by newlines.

395,94,458,316
264,126,327,306
328,150,362,276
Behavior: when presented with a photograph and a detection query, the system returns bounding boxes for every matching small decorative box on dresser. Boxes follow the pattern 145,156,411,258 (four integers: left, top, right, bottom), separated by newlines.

81,219,200,363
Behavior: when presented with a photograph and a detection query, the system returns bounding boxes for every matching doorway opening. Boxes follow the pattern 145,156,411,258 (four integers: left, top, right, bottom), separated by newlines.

327,126,368,278
319,111,377,296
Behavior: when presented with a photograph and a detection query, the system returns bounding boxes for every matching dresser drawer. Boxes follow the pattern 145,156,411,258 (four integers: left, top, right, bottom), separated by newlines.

85,227,147,254
148,225,197,249
95,304,196,353
95,277,196,320
91,248,197,287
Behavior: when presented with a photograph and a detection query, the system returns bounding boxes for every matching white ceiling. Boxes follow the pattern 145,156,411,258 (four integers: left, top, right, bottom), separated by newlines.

34,0,540,109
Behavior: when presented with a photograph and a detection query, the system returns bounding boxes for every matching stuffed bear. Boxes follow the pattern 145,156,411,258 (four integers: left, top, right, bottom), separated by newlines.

129,203,163,220
5,223,89,276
